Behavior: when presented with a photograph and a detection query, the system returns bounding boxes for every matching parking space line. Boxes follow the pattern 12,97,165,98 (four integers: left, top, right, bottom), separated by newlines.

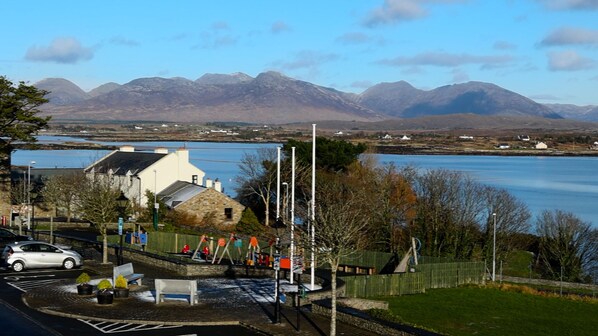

78,319,182,333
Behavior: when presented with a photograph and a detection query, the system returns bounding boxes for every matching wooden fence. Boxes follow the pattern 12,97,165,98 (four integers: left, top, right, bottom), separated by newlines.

341,272,425,298
415,261,485,289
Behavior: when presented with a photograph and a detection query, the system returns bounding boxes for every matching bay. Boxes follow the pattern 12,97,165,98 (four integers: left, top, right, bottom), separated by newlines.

12,136,598,227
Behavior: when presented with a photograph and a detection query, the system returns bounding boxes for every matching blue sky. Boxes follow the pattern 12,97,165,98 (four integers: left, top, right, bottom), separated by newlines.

2,0,597,105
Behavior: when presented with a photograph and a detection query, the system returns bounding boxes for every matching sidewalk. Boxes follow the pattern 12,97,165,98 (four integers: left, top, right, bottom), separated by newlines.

22,257,382,336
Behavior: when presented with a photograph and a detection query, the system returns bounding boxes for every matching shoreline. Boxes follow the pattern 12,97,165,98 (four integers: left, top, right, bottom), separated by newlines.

17,139,598,158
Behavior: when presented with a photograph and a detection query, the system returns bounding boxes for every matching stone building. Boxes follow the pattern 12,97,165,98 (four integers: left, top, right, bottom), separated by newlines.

158,181,245,229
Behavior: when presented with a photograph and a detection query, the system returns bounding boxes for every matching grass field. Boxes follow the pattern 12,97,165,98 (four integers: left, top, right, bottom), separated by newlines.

375,285,598,336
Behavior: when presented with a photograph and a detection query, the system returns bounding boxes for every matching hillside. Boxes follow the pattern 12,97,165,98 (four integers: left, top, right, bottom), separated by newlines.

34,72,598,127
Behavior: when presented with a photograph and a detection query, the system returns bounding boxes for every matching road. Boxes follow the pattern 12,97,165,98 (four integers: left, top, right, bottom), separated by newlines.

0,267,264,336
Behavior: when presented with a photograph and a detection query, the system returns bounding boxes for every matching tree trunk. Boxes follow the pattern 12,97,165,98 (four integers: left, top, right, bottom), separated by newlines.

330,265,338,336
0,143,12,217
102,232,109,264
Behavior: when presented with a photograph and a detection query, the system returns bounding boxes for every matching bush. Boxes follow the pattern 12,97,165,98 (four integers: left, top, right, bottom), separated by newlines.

114,274,128,289
97,279,113,292
236,208,265,235
76,272,91,285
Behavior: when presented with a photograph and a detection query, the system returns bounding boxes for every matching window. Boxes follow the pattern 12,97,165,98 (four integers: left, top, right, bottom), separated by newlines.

224,208,233,220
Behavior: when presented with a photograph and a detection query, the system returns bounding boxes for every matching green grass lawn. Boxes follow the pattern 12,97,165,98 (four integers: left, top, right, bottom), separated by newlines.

376,286,598,336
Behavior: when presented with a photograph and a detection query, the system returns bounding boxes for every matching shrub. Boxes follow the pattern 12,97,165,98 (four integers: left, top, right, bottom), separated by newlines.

114,274,128,289
97,279,113,292
236,208,265,235
76,272,91,285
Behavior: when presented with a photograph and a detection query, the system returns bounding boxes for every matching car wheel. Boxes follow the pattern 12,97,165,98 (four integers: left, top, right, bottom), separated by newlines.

63,258,75,270
12,261,25,272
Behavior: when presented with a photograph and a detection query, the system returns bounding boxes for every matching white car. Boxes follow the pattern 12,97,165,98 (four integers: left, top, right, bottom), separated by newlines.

1,241,83,272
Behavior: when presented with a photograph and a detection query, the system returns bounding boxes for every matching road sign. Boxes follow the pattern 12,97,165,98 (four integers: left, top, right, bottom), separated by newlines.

293,256,304,274
273,256,280,271
118,217,123,235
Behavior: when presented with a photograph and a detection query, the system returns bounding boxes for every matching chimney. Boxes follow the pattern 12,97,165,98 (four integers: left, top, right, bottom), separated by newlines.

175,147,189,163
214,179,222,192
206,178,213,189
120,145,135,152
154,147,168,154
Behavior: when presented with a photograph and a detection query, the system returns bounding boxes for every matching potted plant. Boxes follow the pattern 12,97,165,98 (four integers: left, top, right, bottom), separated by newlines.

76,272,93,296
113,274,129,298
96,279,114,305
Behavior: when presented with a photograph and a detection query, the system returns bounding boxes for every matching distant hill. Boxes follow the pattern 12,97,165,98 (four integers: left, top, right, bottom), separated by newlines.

35,78,89,105
359,81,562,119
36,73,597,127
544,103,598,122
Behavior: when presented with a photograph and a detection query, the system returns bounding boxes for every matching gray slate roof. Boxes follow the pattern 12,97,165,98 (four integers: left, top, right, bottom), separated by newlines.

85,151,166,175
157,181,207,208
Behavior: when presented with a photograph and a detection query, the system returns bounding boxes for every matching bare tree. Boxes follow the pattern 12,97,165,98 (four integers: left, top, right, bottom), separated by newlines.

536,210,598,282
235,148,278,227
483,186,531,262
411,169,486,259
77,174,121,264
41,171,85,222
310,173,370,336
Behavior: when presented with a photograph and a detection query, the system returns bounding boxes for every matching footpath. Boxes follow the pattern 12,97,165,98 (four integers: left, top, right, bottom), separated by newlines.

22,256,383,336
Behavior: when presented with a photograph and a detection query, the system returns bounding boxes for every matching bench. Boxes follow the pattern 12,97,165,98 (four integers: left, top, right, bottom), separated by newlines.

155,279,198,305
113,263,144,286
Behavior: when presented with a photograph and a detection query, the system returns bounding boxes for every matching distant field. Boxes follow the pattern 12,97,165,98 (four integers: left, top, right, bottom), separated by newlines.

375,286,598,336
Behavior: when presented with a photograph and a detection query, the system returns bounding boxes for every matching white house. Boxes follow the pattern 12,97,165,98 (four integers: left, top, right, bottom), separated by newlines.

399,135,411,140
535,142,548,150
85,146,206,208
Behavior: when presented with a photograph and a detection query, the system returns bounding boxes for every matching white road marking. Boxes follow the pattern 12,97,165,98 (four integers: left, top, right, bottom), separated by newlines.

78,319,182,333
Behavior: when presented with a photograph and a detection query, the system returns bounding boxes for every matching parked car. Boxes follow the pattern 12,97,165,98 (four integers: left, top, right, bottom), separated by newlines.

1,241,83,272
0,228,33,250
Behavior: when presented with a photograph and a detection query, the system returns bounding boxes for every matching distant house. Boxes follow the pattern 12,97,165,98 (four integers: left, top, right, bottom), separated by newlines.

518,135,530,141
535,142,548,150
497,143,510,149
158,181,244,228
399,135,411,140
459,135,474,140
334,131,344,136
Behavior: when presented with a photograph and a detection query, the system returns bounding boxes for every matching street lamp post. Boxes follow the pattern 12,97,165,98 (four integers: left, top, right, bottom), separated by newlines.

492,212,497,282
27,161,35,232
153,169,158,231
116,192,129,266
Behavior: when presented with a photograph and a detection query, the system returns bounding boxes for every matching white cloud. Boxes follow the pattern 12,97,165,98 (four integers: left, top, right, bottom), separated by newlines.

25,37,93,64
537,0,598,10
548,50,595,71
451,68,470,82
378,51,513,68
110,36,139,46
271,21,291,34
274,50,340,71
363,0,427,27
363,0,467,27
541,27,598,46
336,32,372,45
494,40,517,50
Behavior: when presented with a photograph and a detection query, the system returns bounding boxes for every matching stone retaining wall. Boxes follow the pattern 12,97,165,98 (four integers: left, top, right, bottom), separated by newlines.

502,275,598,291
312,303,416,336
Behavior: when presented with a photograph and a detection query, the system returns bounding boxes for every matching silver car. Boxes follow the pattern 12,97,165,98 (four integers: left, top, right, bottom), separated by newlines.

1,241,83,272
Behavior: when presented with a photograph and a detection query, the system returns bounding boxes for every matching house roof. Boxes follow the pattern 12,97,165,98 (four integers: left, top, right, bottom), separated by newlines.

157,181,207,208
85,151,166,175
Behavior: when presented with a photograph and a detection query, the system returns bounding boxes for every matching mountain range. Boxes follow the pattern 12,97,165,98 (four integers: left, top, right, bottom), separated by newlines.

35,72,598,125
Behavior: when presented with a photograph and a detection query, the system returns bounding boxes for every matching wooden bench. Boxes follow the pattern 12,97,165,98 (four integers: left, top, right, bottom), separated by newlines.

113,263,144,286
155,279,198,305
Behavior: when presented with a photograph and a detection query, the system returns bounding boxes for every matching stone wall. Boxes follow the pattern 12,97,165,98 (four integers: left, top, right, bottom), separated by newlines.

502,275,598,291
312,303,417,336
176,188,245,229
